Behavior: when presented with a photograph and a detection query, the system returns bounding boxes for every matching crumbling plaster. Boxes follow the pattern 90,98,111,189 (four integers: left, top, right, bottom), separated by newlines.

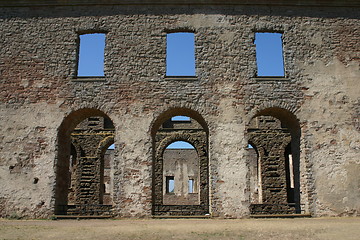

0,3,359,218
299,59,360,216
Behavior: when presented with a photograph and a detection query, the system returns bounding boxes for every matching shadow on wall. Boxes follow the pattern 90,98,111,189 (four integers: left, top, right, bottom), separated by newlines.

54,108,115,216
247,107,301,215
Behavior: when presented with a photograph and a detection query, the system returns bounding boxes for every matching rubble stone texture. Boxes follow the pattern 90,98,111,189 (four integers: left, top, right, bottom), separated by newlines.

153,116,209,215
248,116,295,214
64,116,114,215
0,0,359,218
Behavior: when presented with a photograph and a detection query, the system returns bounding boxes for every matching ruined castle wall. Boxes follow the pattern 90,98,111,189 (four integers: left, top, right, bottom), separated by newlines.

0,3,359,218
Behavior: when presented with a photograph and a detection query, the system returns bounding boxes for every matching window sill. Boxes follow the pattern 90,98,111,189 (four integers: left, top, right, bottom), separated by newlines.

254,76,288,81
72,76,106,82
165,76,198,81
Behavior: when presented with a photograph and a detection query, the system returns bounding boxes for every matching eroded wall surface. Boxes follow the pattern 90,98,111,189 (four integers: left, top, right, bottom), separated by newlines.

0,3,359,218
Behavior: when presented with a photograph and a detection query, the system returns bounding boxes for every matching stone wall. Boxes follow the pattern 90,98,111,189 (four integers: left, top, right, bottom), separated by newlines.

248,116,296,214
0,1,359,218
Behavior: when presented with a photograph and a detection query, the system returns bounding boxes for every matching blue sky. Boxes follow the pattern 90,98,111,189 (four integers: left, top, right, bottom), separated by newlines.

78,33,284,148
78,33,106,76
167,141,195,149
255,32,284,76
166,32,196,76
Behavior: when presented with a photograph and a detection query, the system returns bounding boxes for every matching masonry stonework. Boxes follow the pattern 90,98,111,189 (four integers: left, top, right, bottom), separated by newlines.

0,0,359,218
153,116,209,215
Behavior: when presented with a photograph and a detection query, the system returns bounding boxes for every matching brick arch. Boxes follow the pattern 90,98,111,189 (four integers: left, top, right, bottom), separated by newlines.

58,108,112,135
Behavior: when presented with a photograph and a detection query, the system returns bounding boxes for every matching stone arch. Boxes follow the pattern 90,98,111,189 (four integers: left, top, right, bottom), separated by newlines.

54,108,115,215
247,101,300,126
97,135,115,157
247,107,301,214
152,108,209,216
156,134,206,161
151,107,209,137
252,107,300,132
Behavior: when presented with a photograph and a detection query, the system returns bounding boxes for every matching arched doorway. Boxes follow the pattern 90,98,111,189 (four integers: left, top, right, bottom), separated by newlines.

152,109,209,216
54,109,115,216
247,107,301,214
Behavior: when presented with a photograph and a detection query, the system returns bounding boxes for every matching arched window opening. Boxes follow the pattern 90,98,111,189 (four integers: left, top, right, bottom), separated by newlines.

171,115,191,122
162,115,199,129
55,110,115,216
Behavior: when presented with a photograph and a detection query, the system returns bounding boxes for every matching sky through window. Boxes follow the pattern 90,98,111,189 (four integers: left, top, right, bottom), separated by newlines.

78,33,105,77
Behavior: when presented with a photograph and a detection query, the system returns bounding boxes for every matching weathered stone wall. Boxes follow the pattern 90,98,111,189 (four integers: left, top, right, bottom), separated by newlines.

248,116,296,214
0,2,359,218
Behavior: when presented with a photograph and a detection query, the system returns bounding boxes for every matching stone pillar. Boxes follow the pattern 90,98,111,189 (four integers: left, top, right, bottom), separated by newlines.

249,129,291,204
70,130,114,214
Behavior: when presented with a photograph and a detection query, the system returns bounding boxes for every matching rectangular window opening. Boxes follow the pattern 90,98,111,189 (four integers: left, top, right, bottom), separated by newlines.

77,33,106,77
166,176,175,193
255,32,285,77
188,179,195,193
166,32,195,77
